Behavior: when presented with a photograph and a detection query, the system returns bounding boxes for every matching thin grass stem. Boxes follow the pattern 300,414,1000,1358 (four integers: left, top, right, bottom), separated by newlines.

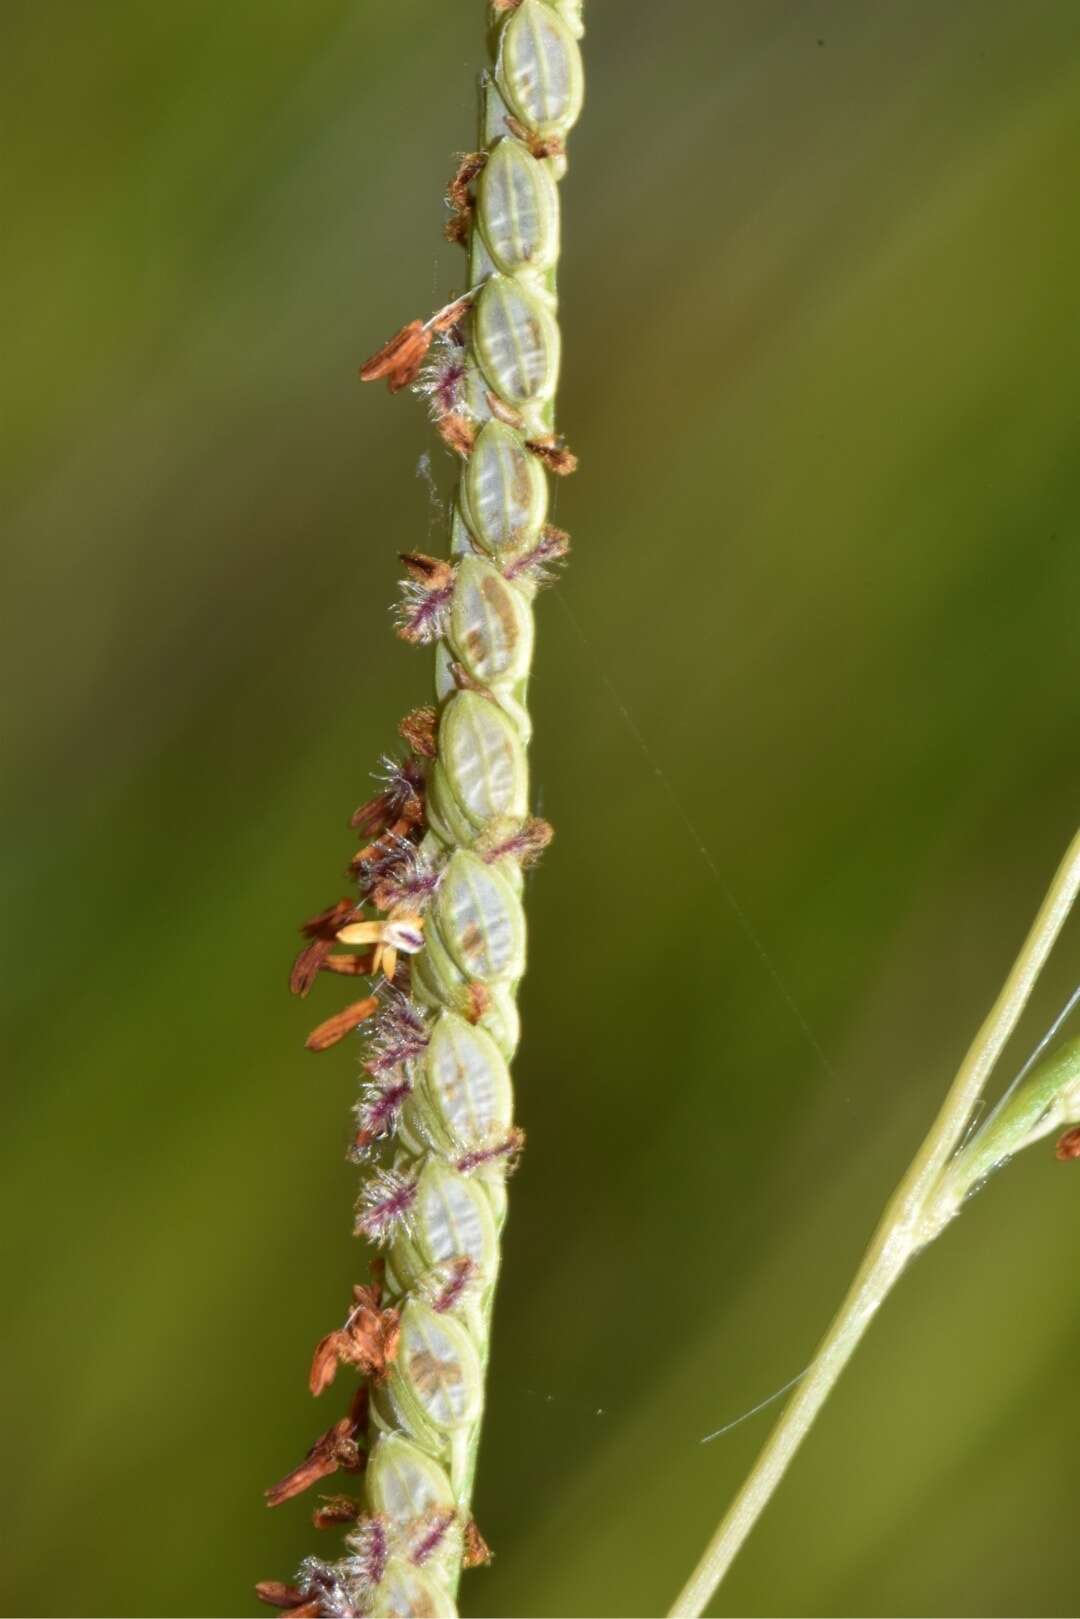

670,826,1080,1619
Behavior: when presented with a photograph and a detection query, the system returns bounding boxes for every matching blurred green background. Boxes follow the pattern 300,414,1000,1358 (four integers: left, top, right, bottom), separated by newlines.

3,1,1079,1614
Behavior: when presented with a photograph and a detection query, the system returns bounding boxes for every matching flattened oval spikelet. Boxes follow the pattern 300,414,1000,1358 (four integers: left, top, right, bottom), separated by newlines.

449,555,534,684
498,0,585,138
463,419,548,554
366,1433,456,1522
422,1013,514,1151
474,274,560,408
391,1300,483,1434
477,135,560,274
439,690,528,829
432,850,526,985
391,1159,498,1290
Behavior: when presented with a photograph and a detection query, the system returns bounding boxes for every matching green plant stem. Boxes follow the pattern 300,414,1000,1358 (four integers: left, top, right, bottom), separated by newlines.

670,826,1080,1619
929,1033,1080,1227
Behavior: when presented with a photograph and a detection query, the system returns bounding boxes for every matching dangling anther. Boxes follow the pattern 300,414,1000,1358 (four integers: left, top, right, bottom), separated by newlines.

445,151,487,246
360,291,480,394
527,435,578,475
1056,1126,1080,1161
304,996,380,1053
436,412,477,458
397,704,438,759
336,913,425,983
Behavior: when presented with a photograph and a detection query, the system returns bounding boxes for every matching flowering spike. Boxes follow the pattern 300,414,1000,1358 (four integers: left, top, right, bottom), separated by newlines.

274,4,585,1611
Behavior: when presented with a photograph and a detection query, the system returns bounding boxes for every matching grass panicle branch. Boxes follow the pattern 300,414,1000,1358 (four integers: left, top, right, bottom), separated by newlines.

259,5,585,1616
671,826,1080,1618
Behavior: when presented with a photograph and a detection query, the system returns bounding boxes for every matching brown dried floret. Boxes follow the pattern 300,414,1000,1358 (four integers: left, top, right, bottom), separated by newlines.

312,1495,363,1531
255,1581,312,1611
437,412,477,458
1056,1126,1080,1161
290,900,364,996
360,322,433,394
308,1285,402,1393
360,295,475,394
527,436,578,475
304,996,380,1053
445,151,488,246
463,1518,493,1568
265,1390,368,1508
398,705,439,759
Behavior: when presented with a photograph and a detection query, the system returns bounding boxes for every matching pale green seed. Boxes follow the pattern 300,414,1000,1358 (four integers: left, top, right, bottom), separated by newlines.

419,1012,514,1153
439,690,529,830
477,136,560,275
497,0,585,138
390,1300,483,1435
366,1433,456,1522
390,1159,498,1290
475,274,561,408
462,420,548,555
449,556,534,685
431,850,526,984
